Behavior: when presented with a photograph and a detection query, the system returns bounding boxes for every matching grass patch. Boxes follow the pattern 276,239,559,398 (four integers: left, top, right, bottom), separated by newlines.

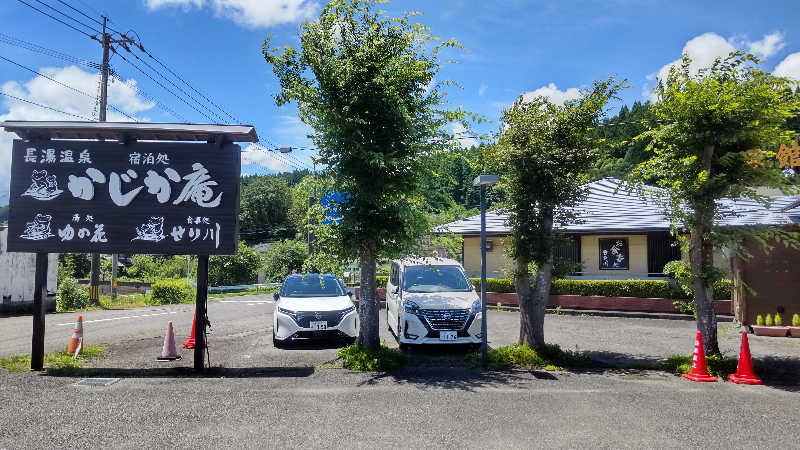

0,345,107,373
662,353,738,377
337,343,406,371
466,343,589,371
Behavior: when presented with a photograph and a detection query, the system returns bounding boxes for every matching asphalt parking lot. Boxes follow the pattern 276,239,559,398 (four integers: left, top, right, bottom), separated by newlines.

2,295,799,448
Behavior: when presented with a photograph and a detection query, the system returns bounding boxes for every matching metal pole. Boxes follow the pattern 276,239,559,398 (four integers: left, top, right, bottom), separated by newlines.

194,255,208,371
480,184,488,368
31,253,48,371
111,253,118,301
89,16,110,305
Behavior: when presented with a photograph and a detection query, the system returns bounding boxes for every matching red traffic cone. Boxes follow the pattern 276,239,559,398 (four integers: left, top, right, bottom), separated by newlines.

157,321,181,361
67,315,84,356
729,332,762,385
182,310,208,349
682,331,717,382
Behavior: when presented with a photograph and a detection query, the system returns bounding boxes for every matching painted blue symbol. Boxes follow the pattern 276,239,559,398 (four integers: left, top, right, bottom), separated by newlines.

321,191,347,225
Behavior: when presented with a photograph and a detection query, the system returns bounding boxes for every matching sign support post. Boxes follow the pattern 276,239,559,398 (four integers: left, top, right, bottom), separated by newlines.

194,255,208,371
31,253,48,371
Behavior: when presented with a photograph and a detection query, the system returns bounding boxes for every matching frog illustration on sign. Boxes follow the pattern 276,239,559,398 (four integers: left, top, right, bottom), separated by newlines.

20,214,55,240
22,169,63,200
132,216,165,242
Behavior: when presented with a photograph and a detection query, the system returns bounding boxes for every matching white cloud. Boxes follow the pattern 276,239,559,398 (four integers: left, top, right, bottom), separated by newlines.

645,31,789,100
451,122,477,149
0,66,153,204
774,52,800,81
478,84,488,96
144,0,319,28
240,143,293,172
745,31,785,59
521,83,581,105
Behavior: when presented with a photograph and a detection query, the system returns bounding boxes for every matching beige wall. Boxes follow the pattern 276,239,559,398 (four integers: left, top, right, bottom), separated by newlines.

463,236,511,278
580,234,648,279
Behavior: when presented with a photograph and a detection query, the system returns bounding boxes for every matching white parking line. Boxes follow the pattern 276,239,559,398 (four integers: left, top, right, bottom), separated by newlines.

55,311,178,326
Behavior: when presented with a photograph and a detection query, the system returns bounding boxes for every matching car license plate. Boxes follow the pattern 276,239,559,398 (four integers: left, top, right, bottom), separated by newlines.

439,331,457,341
310,321,328,331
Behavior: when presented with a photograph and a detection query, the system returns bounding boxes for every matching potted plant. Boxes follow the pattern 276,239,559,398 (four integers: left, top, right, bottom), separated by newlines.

790,313,800,338
752,312,790,337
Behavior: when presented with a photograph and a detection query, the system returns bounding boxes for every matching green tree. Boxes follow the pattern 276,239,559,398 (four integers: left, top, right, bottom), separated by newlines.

493,77,623,349
631,52,800,355
239,175,293,241
208,240,263,286
263,0,470,348
126,255,192,283
262,239,308,282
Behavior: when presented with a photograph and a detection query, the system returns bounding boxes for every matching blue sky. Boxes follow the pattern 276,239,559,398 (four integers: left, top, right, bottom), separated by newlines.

1,0,800,206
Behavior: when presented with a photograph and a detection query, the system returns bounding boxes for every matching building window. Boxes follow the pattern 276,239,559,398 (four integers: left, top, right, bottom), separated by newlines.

599,238,629,270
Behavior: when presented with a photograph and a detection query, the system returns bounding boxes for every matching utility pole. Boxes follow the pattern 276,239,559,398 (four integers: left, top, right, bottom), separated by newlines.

88,16,110,305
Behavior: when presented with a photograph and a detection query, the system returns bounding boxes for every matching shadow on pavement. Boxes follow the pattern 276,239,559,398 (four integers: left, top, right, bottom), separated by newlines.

357,365,558,392
41,366,316,379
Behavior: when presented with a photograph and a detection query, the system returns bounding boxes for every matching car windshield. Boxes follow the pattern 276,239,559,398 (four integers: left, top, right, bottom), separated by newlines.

281,274,346,298
403,265,472,293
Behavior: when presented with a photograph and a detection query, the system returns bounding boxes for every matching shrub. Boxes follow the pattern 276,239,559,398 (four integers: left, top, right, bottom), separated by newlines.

467,277,730,301
765,314,773,326
465,343,588,371
774,313,783,327
57,253,91,279
663,354,738,377
150,279,195,305
337,344,406,371
127,254,191,283
208,240,263,286
56,278,90,312
262,239,307,282
793,314,800,327
376,276,387,288
469,278,515,293
756,314,764,326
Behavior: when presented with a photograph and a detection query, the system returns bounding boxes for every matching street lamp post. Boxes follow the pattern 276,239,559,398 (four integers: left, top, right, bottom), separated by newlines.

473,175,498,368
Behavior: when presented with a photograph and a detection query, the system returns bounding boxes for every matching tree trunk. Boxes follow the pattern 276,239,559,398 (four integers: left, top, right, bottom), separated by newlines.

517,213,554,350
689,222,720,356
357,238,379,349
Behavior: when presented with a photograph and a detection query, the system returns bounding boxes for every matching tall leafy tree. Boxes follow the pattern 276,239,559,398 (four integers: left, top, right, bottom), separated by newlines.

263,0,469,348
239,175,293,241
632,52,800,355
493,78,623,349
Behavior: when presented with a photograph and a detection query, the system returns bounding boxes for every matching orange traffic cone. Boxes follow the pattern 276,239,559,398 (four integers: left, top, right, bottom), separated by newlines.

682,331,717,382
729,332,762,385
157,321,181,361
67,315,84,356
183,310,208,349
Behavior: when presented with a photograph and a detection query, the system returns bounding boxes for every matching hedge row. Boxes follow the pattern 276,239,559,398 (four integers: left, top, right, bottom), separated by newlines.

470,277,732,300
374,275,732,300
151,279,196,305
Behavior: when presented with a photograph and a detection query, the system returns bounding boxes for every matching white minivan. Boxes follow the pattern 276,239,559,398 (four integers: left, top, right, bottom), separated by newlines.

386,258,482,348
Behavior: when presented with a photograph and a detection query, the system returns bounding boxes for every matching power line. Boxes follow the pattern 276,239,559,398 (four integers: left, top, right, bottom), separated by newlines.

132,43,240,124
0,89,94,120
16,0,97,38
54,0,103,27
117,43,228,123
0,32,101,70
31,0,102,34
0,54,137,121
111,46,216,122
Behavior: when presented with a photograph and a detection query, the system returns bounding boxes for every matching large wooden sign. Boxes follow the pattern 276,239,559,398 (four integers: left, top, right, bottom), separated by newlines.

6,140,240,254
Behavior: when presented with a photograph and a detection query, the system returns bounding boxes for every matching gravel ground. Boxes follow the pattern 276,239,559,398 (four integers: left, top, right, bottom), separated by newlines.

2,298,799,448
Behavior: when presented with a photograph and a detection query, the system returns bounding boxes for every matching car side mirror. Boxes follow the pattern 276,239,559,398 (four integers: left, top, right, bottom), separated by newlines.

273,292,279,301
393,286,399,295
469,284,475,291
347,289,354,298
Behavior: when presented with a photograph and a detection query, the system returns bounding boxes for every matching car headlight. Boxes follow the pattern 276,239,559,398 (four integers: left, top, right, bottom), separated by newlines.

471,299,482,315
403,300,421,313
278,306,299,322
339,305,356,318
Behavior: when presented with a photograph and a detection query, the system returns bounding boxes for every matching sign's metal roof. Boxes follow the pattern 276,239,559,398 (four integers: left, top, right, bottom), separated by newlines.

1,121,258,143
437,178,800,236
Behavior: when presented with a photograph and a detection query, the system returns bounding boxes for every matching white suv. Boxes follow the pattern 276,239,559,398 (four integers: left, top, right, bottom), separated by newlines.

386,258,482,347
